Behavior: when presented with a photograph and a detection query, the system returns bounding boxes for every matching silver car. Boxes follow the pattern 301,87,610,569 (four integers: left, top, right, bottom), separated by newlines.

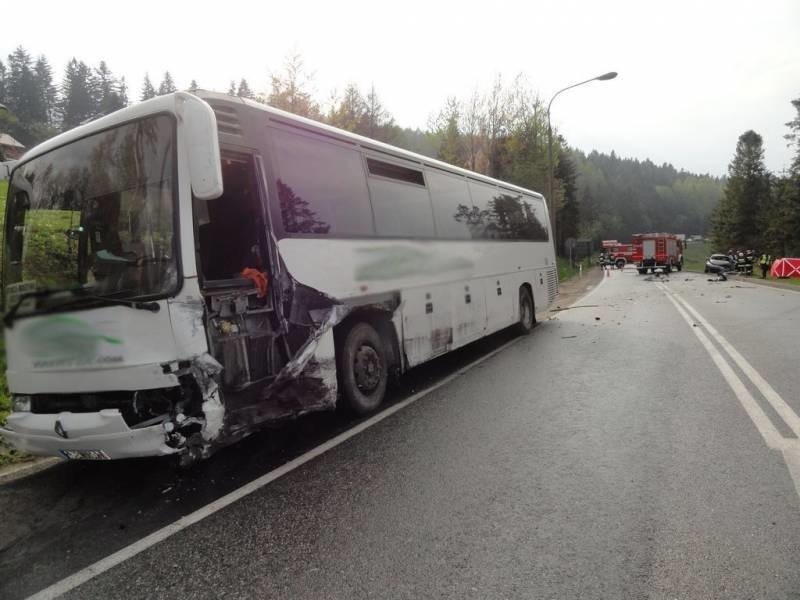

705,253,734,273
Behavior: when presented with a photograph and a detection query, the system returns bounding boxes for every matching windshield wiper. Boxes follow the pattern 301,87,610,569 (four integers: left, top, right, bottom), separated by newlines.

3,287,159,327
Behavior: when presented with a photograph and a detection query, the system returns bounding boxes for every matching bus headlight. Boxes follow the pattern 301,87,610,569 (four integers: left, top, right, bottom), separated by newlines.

12,395,32,412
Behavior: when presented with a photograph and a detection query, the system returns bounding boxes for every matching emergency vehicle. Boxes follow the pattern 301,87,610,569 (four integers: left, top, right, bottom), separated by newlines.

600,240,636,269
632,233,684,274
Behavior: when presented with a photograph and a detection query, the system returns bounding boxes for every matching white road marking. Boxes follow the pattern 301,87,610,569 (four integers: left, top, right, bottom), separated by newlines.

669,288,800,438
658,283,800,499
26,336,523,600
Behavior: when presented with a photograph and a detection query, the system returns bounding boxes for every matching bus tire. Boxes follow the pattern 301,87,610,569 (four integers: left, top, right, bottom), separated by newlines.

516,286,535,335
337,321,388,415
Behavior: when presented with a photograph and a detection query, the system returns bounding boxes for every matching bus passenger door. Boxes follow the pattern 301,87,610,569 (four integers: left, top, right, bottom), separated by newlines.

401,285,453,368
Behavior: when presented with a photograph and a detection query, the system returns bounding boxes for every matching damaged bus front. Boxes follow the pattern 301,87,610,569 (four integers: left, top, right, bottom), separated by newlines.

0,93,346,464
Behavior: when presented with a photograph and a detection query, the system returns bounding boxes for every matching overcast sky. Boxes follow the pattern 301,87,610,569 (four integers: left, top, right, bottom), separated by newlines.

4,0,798,176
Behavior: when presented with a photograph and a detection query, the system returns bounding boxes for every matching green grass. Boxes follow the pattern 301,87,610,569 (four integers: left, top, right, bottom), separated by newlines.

682,240,713,272
557,256,595,282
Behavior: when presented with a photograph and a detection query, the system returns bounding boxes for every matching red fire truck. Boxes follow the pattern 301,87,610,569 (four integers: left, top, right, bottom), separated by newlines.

601,240,636,269
632,233,684,274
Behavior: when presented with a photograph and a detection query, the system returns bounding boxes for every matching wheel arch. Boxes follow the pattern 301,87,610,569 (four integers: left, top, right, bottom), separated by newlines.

334,305,402,382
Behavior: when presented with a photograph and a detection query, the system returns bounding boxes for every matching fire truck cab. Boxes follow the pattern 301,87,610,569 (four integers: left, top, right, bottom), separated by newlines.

601,240,636,269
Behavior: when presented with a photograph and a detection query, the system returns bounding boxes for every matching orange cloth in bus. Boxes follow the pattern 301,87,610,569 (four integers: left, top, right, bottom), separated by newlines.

240,268,269,298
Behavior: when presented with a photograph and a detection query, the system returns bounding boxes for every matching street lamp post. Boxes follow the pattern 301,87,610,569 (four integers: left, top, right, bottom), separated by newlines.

546,71,617,255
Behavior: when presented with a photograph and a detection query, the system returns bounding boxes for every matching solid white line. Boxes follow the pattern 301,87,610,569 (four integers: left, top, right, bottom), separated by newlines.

26,335,522,600
657,284,782,447
659,283,800,500
665,286,800,439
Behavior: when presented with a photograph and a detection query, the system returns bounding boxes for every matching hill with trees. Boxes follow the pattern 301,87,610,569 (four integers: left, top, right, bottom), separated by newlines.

4,46,793,256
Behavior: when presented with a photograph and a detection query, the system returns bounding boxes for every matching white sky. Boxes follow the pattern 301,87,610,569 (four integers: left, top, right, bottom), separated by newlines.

4,0,799,176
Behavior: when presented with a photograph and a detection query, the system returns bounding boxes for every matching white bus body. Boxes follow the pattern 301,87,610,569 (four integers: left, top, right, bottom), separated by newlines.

0,91,557,464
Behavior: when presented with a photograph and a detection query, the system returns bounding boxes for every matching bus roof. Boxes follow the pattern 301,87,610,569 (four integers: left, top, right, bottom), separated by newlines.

195,90,546,201
14,90,545,203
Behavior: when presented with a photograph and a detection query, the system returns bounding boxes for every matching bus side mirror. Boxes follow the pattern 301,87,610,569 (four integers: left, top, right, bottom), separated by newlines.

179,94,224,201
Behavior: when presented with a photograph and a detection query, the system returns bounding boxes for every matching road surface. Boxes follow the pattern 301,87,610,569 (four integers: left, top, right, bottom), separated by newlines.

1,268,799,599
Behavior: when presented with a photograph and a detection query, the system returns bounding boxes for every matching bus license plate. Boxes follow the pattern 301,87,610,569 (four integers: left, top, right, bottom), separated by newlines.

60,449,111,460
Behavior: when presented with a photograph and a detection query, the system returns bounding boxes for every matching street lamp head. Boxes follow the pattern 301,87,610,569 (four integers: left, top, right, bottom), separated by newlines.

596,71,618,81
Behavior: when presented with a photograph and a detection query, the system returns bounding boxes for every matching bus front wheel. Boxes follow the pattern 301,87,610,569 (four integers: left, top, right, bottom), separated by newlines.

516,286,535,335
338,321,388,414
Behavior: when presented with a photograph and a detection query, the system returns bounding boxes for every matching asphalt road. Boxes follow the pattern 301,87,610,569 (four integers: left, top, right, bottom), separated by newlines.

2,268,800,599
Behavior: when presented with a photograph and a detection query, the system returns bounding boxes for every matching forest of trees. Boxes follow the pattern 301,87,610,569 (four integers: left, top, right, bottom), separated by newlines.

711,101,800,257
2,46,764,255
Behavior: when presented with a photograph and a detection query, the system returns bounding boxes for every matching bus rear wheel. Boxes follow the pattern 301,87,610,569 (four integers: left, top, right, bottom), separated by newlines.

516,286,535,335
338,321,388,414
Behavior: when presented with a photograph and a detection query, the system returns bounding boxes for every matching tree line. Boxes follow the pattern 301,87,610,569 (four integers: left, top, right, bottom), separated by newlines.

712,100,800,258
0,46,742,254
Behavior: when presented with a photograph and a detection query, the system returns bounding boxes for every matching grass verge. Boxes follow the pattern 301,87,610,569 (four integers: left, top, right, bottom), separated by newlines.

557,256,595,282
682,240,712,272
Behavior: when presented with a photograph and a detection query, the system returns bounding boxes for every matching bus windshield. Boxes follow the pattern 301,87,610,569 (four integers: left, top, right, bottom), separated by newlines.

3,115,178,314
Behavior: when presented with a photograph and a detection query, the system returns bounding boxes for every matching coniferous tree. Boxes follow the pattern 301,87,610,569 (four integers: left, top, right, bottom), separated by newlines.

770,97,800,256
118,76,129,106
785,96,800,176
95,61,126,115
0,59,6,106
327,84,365,132
237,78,254,99
431,97,464,166
60,58,98,130
555,151,579,251
5,46,41,141
188,79,199,93
227,80,236,96
32,56,56,126
268,53,320,117
361,85,397,142
141,74,156,101
158,71,176,95
712,130,771,251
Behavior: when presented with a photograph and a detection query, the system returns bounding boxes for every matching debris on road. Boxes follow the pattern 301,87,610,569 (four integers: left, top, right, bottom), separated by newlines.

550,304,601,312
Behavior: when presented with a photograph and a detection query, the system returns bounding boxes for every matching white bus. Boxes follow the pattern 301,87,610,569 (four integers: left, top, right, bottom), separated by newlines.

0,91,558,464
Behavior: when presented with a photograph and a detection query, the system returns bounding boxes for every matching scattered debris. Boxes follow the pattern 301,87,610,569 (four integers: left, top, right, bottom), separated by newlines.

550,304,601,312
594,317,601,321
561,335,577,339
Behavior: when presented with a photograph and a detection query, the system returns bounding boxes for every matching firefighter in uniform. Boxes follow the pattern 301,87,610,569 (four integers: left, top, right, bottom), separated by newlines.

759,253,772,279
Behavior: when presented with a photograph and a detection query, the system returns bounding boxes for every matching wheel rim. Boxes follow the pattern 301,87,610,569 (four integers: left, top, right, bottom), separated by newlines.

353,345,382,393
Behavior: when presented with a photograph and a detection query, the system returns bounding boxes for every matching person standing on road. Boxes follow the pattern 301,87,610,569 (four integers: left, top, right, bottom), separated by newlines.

760,253,772,279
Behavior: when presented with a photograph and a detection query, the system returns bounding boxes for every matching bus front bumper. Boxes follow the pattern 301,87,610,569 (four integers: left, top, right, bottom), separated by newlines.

0,410,179,460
